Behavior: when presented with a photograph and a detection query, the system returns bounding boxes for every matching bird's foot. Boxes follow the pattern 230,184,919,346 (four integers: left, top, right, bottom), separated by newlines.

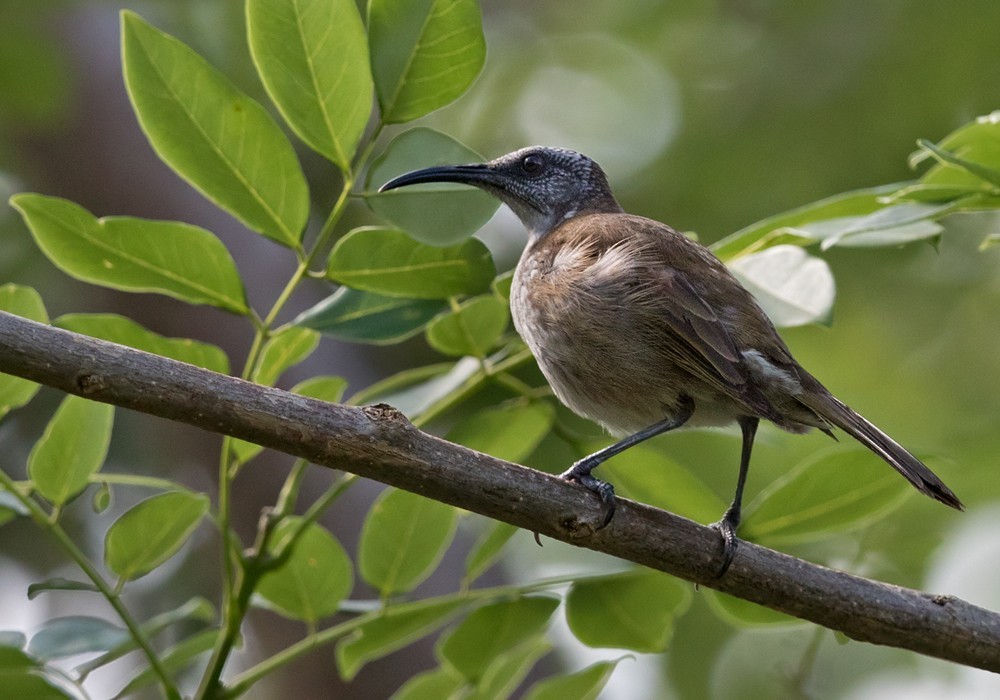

710,509,741,579
560,459,616,529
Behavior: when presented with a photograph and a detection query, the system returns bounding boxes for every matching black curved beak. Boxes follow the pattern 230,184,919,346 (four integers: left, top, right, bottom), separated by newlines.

378,164,495,193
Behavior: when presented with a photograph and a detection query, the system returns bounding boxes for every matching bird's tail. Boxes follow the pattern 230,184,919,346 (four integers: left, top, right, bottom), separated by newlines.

803,394,963,510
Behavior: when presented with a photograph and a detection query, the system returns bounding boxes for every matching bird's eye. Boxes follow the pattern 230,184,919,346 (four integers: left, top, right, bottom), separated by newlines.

522,154,544,174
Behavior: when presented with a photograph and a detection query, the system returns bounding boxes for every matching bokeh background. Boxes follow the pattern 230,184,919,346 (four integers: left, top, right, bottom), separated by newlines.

2,0,1000,698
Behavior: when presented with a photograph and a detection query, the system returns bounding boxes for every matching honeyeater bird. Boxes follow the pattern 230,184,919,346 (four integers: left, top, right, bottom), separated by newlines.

379,146,962,576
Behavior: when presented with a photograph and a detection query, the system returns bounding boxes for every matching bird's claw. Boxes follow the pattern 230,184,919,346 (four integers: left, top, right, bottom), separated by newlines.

560,462,617,529
710,510,741,579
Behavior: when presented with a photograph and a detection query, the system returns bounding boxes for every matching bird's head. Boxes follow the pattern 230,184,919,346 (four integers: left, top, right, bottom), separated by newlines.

379,146,622,238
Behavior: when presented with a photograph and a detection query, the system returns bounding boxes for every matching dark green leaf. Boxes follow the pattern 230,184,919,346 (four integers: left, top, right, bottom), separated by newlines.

104,491,209,581
359,489,457,596
566,570,690,652
426,295,509,357
522,660,621,700
447,402,554,463
10,195,249,313
0,284,47,419
336,598,466,680
27,579,100,600
121,11,308,247
742,446,913,545
256,518,353,622
437,597,559,682
28,617,128,660
327,227,495,299
463,521,518,583
56,313,230,373
390,666,464,700
247,0,372,170
295,287,447,344
727,246,834,328
29,395,114,506
365,128,499,245
710,184,899,261
368,0,485,123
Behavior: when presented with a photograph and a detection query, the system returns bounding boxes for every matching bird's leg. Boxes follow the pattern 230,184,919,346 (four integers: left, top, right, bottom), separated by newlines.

712,416,759,578
561,396,695,528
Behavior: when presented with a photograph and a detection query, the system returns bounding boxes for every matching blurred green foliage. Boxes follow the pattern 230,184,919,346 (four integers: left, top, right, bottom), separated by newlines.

1,1,999,699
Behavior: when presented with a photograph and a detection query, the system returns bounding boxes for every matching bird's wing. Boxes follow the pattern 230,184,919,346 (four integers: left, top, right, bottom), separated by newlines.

651,265,748,389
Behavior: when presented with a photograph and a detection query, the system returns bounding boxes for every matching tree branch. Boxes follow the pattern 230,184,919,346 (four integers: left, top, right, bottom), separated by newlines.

1,310,998,671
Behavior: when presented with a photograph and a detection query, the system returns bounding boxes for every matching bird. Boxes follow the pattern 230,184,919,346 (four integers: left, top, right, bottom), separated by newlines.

379,145,963,576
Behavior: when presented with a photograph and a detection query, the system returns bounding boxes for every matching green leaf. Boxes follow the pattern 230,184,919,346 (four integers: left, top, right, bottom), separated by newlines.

256,518,353,622
911,112,1000,190
463,521,518,583
92,481,113,513
491,270,514,302
565,570,691,652
292,375,349,402
711,184,899,261
247,0,372,171
447,402,554,463
469,638,551,700
121,11,308,247
336,598,466,680
358,488,458,596
27,579,100,600
390,666,464,700
28,617,128,660
295,287,447,344
104,491,209,581
781,202,950,251
11,195,249,313
56,313,230,374
327,227,495,299
0,647,74,699
704,590,799,627
115,628,217,698
29,396,114,506
597,444,727,525
365,128,500,245
368,0,485,124
742,446,913,545
0,284,47,419
727,245,835,328
349,358,478,418
522,660,621,700
436,597,559,682
426,295,509,357
253,327,319,387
